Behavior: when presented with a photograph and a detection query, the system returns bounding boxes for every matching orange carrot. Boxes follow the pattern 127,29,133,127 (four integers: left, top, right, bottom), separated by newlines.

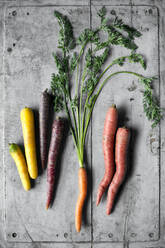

106,127,130,215
96,104,118,206
75,167,87,232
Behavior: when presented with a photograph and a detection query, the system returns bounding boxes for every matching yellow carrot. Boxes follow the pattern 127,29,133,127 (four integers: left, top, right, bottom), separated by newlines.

9,143,31,191
20,107,38,179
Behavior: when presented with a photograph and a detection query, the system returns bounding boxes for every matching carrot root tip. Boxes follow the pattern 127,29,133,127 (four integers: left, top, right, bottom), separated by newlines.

46,202,50,210
76,227,81,233
96,199,100,206
106,209,111,215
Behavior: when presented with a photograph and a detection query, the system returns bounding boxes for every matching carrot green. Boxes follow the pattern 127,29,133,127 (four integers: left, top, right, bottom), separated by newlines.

51,6,162,168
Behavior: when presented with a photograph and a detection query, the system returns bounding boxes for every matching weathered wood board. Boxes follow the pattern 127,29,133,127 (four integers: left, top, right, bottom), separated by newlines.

4,5,91,242
3,2,160,245
5,243,91,248
92,5,160,242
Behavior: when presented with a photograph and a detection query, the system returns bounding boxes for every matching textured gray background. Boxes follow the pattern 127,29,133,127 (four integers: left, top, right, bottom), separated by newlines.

1,0,165,247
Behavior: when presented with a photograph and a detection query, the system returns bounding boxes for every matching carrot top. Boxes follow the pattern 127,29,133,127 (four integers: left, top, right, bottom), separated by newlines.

50,7,162,167
111,104,116,108
9,143,18,153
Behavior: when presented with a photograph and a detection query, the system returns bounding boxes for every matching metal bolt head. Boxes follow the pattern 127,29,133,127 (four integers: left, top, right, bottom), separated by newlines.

149,232,154,238
12,233,17,238
111,10,116,15
64,232,68,238
12,11,17,16
131,233,137,237
108,233,113,238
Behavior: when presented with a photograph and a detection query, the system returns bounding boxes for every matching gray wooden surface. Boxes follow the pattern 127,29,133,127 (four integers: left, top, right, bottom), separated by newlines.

4,5,91,243
0,0,165,247
92,4,159,243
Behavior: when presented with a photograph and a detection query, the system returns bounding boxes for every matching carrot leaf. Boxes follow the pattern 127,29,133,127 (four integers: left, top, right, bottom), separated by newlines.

54,11,76,52
140,77,162,127
113,16,142,39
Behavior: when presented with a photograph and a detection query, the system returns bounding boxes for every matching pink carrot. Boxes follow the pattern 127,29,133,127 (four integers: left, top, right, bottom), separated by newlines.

96,105,118,206
106,127,130,215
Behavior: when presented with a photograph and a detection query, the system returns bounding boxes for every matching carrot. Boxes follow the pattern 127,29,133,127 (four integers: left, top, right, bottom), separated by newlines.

20,107,38,179
39,89,52,170
46,117,64,209
106,127,130,215
75,167,87,232
96,104,118,206
9,143,31,191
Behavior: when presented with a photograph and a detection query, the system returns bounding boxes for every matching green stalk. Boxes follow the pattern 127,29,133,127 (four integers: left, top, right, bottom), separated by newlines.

77,67,87,165
98,62,114,81
75,43,87,96
67,69,78,142
81,62,114,136
73,43,88,165
68,95,78,141
65,97,84,166
64,98,77,147
75,58,80,98
82,70,143,146
95,70,143,98
81,55,141,142
64,49,79,143
85,55,129,102
75,43,87,141
79,66,87,136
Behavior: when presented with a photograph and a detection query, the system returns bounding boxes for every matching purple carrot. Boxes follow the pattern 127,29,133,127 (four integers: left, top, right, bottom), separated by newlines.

39,89,52,170
46,117,64,209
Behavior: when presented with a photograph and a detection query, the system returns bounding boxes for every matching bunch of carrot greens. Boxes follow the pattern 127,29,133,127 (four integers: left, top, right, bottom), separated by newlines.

44,6,162,232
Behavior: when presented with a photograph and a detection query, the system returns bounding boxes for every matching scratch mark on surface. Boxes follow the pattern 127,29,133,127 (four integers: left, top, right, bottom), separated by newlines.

13,191,33,242
127,81,137,92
